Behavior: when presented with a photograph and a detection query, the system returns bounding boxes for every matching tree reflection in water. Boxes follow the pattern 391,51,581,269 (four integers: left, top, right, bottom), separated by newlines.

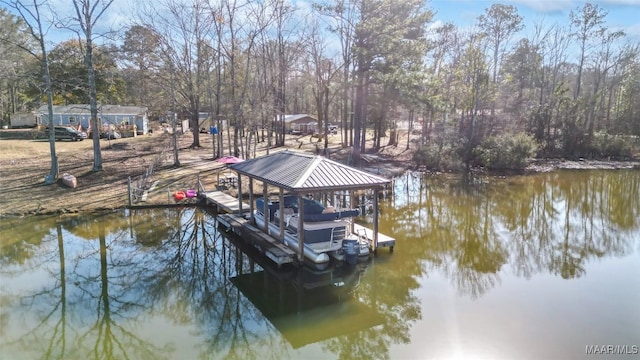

380,170,639,299
0,207,415,359
0,170,638,359
0,212,170,359
379,172,506,299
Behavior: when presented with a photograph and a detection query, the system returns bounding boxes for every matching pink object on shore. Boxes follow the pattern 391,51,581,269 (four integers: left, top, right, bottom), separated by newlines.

216,156,244,164
186,189,197,198
61,173,77,188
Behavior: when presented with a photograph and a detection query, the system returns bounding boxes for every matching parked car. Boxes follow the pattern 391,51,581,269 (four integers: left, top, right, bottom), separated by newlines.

45,126,87,141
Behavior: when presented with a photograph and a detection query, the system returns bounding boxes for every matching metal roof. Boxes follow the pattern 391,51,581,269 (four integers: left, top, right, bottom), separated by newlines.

229,150,390,192
283,114,317,123
36,104,148,115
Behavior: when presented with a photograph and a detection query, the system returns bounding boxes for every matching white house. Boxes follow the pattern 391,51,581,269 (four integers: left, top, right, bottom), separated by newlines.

36,104,149,135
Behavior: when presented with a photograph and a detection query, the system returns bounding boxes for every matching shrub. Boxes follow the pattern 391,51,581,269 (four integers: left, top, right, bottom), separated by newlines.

475,132,538,170
412,143,463,171
593,133,634,159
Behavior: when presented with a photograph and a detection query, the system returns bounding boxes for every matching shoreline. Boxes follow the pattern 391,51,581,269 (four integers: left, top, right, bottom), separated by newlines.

361,156,640,178
0,133,638,218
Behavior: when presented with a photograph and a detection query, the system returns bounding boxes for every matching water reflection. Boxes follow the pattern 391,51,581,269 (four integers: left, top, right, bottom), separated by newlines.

0,209,402,359
0,170,638,359
217,223,412,359
0,209,181,359
376,169,639,298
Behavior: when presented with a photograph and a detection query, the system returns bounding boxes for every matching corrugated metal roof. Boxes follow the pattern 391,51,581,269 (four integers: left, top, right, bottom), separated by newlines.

229,150,390,192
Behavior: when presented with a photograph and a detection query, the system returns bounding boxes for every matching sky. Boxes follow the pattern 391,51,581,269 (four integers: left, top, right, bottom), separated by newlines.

4,0,639,46
428,0,640,41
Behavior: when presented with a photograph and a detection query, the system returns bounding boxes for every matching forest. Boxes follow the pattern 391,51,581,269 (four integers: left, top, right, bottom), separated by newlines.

1,0,639,172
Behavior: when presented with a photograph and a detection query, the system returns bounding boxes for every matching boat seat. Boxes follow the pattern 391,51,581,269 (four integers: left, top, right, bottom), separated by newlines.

286,214,299,228
275,208,295,218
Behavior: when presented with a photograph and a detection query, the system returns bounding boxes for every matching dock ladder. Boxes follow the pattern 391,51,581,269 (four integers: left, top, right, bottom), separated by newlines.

355,227,371,251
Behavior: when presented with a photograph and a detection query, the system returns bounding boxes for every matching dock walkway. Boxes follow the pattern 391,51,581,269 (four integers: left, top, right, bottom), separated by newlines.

353,223,395,252
217,214,298,267
203,191,250,214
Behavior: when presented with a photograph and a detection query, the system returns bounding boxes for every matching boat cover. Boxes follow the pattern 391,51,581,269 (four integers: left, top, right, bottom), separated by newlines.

256,195,359,222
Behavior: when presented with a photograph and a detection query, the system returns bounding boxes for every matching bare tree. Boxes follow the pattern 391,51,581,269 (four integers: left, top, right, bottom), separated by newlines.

141,0,217,151
586,28,625,137
306,16,341,155
263,0,299,148
477,4,523,116
218,0,256,157
62,0,116,172
569,2,607,100
2,0,58,181
314,0,358,148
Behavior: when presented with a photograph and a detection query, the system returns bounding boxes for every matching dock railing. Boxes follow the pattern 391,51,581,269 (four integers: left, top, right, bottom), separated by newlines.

196,174,207,195
127,142,169,206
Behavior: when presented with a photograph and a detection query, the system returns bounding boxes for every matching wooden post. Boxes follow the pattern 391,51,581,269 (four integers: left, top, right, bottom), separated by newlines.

249,178,254,222
349,190,355,234
278,188,285,241
373,188,380,253
262,184,269,233
127,177,132,207
297,195,305,262
237,172,243,213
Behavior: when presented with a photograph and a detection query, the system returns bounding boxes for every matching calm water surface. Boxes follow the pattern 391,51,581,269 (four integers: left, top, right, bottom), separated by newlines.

1,170,638,360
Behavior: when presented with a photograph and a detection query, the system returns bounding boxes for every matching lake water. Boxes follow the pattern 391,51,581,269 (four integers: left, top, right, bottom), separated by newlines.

1,169,638,360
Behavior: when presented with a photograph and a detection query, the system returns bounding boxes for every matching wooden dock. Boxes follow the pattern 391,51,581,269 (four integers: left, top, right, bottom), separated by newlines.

203,191,250,214
217,214,298,267
353,223,395,252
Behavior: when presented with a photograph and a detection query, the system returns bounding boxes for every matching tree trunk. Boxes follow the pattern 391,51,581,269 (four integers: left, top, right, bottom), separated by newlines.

86,36,103,172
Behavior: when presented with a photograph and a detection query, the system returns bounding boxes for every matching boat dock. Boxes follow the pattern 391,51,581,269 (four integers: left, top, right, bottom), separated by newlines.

202,190,298,267
353,223,395,252
205,192,394,267
217,213,299,267
197,151,396,267
202,191,250,213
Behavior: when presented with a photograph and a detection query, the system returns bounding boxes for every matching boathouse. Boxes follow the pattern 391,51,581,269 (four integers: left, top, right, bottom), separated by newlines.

226,150,394,263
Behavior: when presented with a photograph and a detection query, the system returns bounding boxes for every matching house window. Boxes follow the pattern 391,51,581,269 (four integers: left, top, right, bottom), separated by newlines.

68,116,76,124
